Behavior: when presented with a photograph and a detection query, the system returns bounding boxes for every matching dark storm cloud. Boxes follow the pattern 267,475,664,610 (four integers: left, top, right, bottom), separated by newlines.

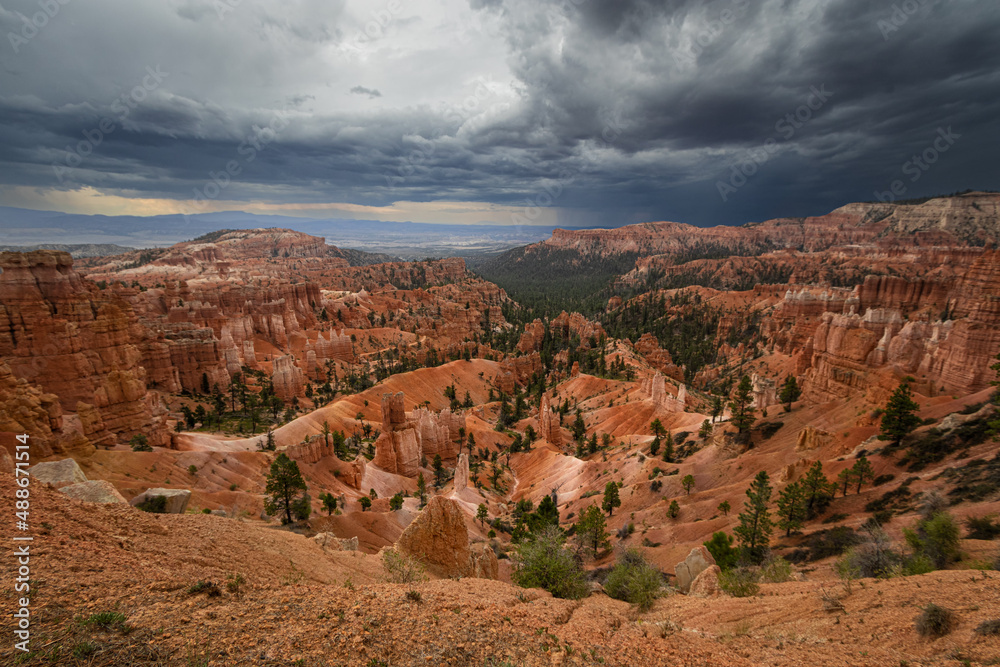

0,0,997,225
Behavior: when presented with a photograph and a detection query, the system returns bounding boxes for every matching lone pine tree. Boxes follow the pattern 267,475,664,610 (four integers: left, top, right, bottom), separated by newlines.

879,382,921,446
264,453,308,525
734,470,773,564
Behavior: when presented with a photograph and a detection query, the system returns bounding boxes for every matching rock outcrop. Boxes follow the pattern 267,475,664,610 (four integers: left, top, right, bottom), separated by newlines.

394,495,496,579
372,391,466,477
688,564,721,598
674,546,716,594
454,453,469,490
28,458,88,488
539,394,561,446
641,373,686,412
0,251,169,447
313,533,359,552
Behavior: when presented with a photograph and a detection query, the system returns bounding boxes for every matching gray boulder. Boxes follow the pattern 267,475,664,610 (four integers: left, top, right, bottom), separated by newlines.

29,459,87,488
130,488,192,514
60,480,127,504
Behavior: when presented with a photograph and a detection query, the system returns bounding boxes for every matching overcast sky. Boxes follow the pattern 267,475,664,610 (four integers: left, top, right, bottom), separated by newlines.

0,0,997,227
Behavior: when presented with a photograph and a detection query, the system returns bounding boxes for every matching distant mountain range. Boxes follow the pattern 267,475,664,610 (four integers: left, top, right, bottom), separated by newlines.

0,207,565,259
0,242,138,258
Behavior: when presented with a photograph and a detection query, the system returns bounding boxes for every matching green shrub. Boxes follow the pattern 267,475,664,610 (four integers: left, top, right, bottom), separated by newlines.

512,527,589,600
903,510,961,569
901,554,934,576
871,509,893,526
703,532,739,571
837,525,901,578
382,550,426,584
822,512,849,524
136,495,167,513
757,422,784,440
718,567,760,597
81,611,127,630
186,581,221,597
915,603,954,638
226,573,245,598
965,515,1000,540
974,619,1000,636
603,548,663,611
760,557,793,583
804,526,861,561
129,434,152,452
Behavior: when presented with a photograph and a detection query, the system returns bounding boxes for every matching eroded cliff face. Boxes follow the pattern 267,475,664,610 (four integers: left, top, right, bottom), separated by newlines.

779,249,1000,402
0,251,169,447
548,193,1000,259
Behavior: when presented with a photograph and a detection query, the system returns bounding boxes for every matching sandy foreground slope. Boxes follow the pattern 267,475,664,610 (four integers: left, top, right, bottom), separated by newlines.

2,475,999,667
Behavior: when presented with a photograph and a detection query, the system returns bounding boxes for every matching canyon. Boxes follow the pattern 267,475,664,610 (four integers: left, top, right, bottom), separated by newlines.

1,193,999,666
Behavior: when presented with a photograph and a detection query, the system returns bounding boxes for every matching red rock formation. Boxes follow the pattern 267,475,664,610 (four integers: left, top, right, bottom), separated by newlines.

372,391,465,477
801,249,1000,400
640,372,686,411
272,355,304,401
539,394,561,446
0,251,169,447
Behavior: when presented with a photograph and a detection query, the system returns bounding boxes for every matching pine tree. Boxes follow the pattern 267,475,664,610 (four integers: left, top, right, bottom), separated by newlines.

662,431,674,463
572,411,586,442
320,492,337,515
879,382,921,446
650,418,665,437
801,461,835,518
779,375,801,411
602,481,621,516
682,474,695,495
729,375,756,435
776,481,807,536
476,503,489,527
851,455,875,494
837,468,854,496
734,471,773,564
263,453,308,525
416,472,427,508
573,504,610,559
711,396,724,423
699,419,712,439
668,500,680,518
433,454,444,488
359,496,372,511
717,500,731,516
649,435,661,457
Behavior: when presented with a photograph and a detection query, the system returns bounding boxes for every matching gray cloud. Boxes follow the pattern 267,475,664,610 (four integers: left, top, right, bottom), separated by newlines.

0,0,997,226
350,86,382,98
